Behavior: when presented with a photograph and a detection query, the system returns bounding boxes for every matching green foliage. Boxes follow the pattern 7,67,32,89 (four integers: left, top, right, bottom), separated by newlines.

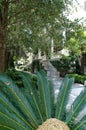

55,77,74,120
66,20,86,55
6,0,72,58
66,88,86,127
72,115,86,130
5,68,23,87
6,68,20,80
50,55,76,73
31,59,44,73
0,125,13,130
66,73,86,84
0,70,86,130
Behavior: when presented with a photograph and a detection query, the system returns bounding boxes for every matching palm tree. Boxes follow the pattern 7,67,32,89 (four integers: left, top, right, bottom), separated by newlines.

0,70,86,130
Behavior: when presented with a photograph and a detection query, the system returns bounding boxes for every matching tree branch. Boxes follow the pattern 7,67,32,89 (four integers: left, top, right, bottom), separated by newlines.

8,6,30,22
8,0,19,4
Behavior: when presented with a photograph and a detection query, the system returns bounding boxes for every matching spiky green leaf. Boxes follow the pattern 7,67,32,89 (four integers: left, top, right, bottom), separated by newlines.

0,91,32,130
72,116,86,130
20,71,44,124
66,87,86,124
0,124,14,130
55,77,74,120
37,70,51,121
0,74,38,129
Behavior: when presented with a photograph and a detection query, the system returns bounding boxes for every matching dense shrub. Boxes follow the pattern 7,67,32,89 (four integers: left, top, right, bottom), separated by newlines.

5,68,23,87
5,68,38,88
50,55,81,77
66,73,86,84
50,55,76,72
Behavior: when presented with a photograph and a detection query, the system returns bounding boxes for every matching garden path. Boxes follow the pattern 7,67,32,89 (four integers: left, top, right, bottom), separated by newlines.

41,60,86,119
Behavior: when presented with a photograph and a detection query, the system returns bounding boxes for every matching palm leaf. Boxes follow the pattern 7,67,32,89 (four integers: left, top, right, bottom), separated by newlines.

0,111,28,130
55,77,74,120
48,80,55,117
0,70,86,130
0,74,38,129
0,124,14,130
20,71,44,124
66,87,86,124
0,103,29,130
72,115,86,130
0,91,33,130
36,70,51,121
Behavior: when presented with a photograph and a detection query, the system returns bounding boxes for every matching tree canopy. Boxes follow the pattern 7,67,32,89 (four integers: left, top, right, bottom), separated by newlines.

65,20,86,54
5,0,72,54
1,0,85,72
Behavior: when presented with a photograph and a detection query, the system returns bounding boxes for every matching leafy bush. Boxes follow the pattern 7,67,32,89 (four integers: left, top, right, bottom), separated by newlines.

5,68,37,88
50,55,81,77
0,70,86,130
66,73,86,84
50,55,76,72
5,68,23,87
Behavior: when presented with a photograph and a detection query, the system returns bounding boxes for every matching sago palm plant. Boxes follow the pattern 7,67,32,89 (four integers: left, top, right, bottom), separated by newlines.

0,70,86,130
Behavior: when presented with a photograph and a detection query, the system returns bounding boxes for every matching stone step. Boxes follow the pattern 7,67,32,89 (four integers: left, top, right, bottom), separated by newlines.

41,60,60,79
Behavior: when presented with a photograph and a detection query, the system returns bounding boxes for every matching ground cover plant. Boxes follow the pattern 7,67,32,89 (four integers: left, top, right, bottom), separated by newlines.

0,70,86,130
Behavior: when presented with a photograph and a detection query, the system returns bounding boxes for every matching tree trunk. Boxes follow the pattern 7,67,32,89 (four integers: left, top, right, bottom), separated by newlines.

80,45,85,75
80,52,85,75
0,27,7,72
0,48,7,72
0,0,9,72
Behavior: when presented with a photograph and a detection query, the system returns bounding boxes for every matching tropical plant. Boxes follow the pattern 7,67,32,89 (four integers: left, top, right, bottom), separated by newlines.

0,70,86,130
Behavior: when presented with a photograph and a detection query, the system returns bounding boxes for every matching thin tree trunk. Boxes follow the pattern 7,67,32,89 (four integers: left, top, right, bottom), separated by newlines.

80,46,85,75
0,48,7,72
0,27,7,72
80,52,85,75
0,0,9,72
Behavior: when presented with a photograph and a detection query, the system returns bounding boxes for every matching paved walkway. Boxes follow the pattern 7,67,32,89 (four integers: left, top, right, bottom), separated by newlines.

42,60,86,119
